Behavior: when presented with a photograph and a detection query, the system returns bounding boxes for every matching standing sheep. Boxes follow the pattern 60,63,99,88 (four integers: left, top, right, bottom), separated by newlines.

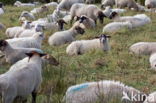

70,4,106,24
145,0,156,9
64,80,146,103
0,50,45,103
48,25,85,46
66,34,111,55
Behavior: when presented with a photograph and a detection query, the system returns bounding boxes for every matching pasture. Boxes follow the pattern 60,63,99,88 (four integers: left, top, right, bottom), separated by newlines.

0,4,156,103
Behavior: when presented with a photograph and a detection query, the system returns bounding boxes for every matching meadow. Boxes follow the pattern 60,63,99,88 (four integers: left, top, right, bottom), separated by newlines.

0,4,156,103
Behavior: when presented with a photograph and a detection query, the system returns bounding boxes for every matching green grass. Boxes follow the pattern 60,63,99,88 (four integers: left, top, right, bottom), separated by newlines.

0,5,156,103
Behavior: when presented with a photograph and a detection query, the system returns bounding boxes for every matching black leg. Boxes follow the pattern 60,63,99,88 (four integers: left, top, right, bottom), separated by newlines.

32,92,37,103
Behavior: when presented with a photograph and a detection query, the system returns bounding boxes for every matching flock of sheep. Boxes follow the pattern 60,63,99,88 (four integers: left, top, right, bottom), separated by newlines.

1,0,156,103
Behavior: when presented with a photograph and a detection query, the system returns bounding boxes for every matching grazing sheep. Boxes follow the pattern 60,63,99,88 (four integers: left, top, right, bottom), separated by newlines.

85,0,95,4
0,40,44,64
57,0,84,11
66,34,111,55
5,21,32,38
14,1,35,7
6,32,44,49
149,53,156,70
115,0,139,11
0,50,45,103
101,0,115,8
64,80,146,103
31,5,49,15
19,11,35,20
70,4,106,24
103,21,132,33
44,2,58,8
129,42,156,55
48,25,85,46
145,0,156,9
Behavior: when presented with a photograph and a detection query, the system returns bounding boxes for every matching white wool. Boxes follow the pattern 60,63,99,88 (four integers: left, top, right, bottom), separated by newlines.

19,11,35,20
30,6,49,15
145,0,156,8
0,8,4,15
111,8,126,14
85,0,95,4
101,0,115,7
103,6,112,17
44,2,58,8
103,21,132,33
145,91,156,103
14,1,35,7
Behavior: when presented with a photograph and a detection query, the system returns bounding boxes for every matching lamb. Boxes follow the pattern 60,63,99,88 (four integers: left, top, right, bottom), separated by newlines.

85,0,95,4
70,4,106,24
103,21,132,33
101,0,115,8
145,0,156,9
19,11,35,20
57,0,84,11
48,25,85,46
78,15,96,28
6,32,44,49
66,34,110,55
44,2,58,8
0,2,4,15
115,0,139,11
30,5,49,15
64,80,146,103
0,50,45,103
0,40,44,64
14,1,35,7
5,20,32,38
129,42,156,55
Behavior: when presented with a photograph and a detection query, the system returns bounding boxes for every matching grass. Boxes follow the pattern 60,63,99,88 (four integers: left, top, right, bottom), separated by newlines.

0,4,156,103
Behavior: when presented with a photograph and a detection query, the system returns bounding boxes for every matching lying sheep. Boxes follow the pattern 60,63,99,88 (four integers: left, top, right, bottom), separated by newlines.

14,1,35,7
66,34,110,55
5,20,32,38
19,11,35,20
0,40,44,64
78,15,95,28
31,5,49,15
85,0,95,4
103,21,132,33
64,80,146,103
48,25,85,46
70,4,106,24
129,42,156,55
115,0,139,11
149,53,156,70
145,0,156,9
101,0,115,8
0,50,45,103
6,32,44,49
57,0,84,11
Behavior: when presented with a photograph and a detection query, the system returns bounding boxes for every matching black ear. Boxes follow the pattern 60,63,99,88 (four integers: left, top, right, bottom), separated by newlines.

25,53,33,58
40,53,47,57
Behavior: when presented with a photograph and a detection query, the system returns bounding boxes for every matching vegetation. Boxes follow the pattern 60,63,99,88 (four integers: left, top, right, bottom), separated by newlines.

0,4,156,103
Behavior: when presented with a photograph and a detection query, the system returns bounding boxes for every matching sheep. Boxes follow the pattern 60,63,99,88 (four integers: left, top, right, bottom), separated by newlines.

115,0,139,11
101,0,115,8
6,32,44,49
103,21,132,33
64,80,146,103
48,25,85,46
145,91,156,103
111,8,126,14
0,50,45,103
109,12,151,28
70,4,106,24
78,15,96,28
57,0,84,11
30,5,49,15
85,0,95,4
16,23,44,38
5,20,32,38
129,42,156,55
145,0,156,9
19,11,35,20
0,40,45,64
0,2,4,15
66,34,110,55
14,1,35,7
44,2,58,8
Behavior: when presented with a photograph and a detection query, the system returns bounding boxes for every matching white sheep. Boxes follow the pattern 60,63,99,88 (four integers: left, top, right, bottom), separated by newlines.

57,0,84,11
103,21,132,33
30,5,49,15
129,42,156,55
5,21,32,38
0,50,45,103
145,0,156,9
85,0,95,4
6,32,44,49
14,1,35,7
70,4,106,24
115,0,139,11
0,40,44,64
101,0,115,8
64,80,146,103
44,2,58,8
48,25,85,46
19,11,35,20
66,34,110,55
111,8,126,14
102,6,112,18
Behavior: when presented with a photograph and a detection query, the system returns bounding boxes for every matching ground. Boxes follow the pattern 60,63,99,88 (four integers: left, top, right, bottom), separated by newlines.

0,5,156,103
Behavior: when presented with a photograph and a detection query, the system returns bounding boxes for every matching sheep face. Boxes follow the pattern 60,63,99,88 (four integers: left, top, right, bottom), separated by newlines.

97,11,106,24
57,19,67,31
79,15,88,23
41,6,49,12
22,21,32,29
0,40,7,51
33,24,44,32
100,34,111,43
75,26,85,34
109,11,118,19
42,54,59,66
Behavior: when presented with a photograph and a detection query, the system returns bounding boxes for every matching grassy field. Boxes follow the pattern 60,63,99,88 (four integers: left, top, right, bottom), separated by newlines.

0,5,156,103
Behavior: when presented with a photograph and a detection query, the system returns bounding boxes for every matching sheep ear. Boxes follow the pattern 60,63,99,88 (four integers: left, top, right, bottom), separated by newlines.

25,53,33,57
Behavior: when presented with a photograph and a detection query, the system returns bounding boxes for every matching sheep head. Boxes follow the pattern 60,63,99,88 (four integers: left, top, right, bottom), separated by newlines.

75,26,85,35
97,11,106,24
42,54,59,66
57,19,67,31
0,40,8,51
79,15,88,23
99,34,111,43
109,11,118,19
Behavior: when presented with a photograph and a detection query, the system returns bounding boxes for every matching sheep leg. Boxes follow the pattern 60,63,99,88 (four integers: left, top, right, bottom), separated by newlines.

32,91,37,103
